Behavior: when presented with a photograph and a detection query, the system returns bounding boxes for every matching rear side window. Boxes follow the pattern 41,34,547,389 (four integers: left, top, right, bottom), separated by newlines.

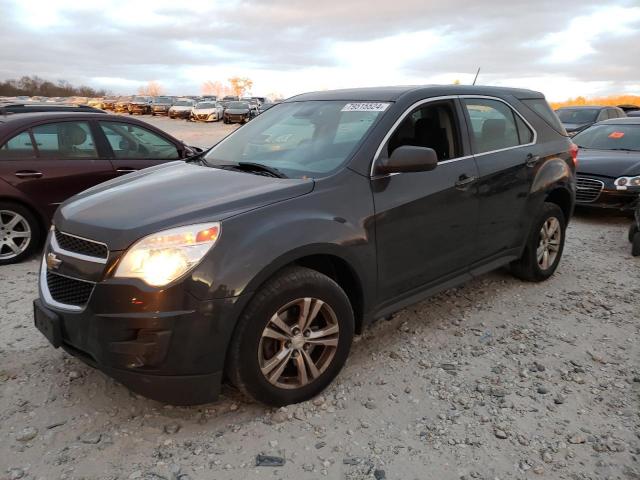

31,122,98,159
99,121,180,160
463,98,531,154
522,99,566,134
0,131,36,159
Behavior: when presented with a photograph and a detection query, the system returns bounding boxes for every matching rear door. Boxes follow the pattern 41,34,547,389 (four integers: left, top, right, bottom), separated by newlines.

97,120,182,175
460,96,537,262
0,120,115,219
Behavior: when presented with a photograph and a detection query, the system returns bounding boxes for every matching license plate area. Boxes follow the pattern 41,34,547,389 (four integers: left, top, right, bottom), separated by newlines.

34,301,62,348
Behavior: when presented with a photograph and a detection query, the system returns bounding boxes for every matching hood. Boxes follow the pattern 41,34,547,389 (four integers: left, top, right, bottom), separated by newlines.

226,108,250,114
171,105,192,111
55,162,315,250
193,108,218,114
577,148,640,177
563,122,591,133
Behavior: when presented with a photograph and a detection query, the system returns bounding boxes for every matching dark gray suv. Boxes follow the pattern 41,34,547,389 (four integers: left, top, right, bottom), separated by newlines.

34,85,576,406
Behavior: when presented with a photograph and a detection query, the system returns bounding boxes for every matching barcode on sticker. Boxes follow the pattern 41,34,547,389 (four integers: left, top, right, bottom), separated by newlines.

341,102,390,112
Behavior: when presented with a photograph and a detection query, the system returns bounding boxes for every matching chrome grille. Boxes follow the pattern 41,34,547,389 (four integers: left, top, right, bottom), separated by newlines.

54,230,108,260
46,271,94,307
576,176,604,203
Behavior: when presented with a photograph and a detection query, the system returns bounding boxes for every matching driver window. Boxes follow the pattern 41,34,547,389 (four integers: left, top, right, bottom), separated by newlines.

99,121,180,160
387,101,461,161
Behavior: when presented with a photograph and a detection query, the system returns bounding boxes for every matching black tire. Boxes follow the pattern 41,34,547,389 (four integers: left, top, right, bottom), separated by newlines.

0,202,42,265
632,232,640,257
629,223,639,243
511,202,566,282
226,266,354,406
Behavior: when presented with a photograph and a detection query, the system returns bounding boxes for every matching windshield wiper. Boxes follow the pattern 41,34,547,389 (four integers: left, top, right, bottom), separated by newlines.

609,148,639,152
204,159,287,178
237,162,287,178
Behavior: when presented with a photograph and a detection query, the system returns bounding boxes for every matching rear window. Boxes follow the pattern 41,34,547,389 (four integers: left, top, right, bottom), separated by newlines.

522,99,567,135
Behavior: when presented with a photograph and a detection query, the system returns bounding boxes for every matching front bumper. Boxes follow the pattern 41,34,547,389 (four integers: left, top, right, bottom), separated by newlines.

152,106,170,114
129,105,149,114
576,175,639,210
169,110,191,118
34,231,249,405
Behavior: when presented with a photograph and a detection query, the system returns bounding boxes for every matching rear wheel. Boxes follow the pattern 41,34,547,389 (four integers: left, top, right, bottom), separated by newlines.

628,223,639,243
0,202,42,265
511,202,566,281
226,267,354,406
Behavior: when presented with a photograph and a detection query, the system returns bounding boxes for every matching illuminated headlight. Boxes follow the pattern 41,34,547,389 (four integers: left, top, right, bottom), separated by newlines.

114,223,220,287
614,176,640,190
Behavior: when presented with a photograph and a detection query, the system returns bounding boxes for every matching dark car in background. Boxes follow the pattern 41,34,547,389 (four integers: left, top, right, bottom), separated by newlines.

573,117,640,211
0,112,202,264
555,105,626,136
258,102,278,114
128,96,153,115
151,96,174,116
223,101,258,124
101,97,118,110
32,85,575,406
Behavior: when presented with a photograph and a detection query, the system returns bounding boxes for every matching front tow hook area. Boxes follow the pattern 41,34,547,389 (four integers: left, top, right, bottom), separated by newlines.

108,330,172,368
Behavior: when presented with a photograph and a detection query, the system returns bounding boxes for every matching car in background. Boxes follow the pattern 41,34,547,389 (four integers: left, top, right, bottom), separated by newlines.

222,95,239,102
32,85,576,406
128,96,153,115
555,106,626,136
151,96,174,116
101,97,118,110
258,102,278,114
627,110,640,118
190,101,224,122
223,101,258,124
114,97,132,113
572,117,640,211
168,99,195,119
0,112,203,264
87,98,105,109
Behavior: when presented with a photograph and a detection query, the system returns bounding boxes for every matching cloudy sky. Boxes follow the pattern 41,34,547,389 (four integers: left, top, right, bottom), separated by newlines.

1,0,639,100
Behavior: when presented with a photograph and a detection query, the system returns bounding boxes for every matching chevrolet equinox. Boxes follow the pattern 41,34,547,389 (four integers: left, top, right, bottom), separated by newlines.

34,86,576,406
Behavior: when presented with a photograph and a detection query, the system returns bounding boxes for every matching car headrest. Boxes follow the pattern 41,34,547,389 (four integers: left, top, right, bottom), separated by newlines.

482,118,506,138
61,124,87,146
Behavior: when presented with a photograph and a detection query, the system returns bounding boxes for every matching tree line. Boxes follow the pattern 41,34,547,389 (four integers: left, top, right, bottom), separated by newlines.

0,76,109,98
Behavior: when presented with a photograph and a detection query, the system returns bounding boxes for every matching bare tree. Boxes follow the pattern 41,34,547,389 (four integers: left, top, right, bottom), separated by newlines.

138,81,163,96
228,77,253,97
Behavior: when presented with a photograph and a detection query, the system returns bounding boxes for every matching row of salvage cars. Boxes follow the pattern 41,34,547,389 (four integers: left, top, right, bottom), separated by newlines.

97,95,275,124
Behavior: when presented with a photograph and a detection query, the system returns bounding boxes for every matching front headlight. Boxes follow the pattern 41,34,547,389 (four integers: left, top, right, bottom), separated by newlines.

114,223,221,287
614,176,640,190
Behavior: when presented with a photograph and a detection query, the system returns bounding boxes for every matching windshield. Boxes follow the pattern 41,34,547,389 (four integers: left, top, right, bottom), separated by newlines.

573,124,640,151
227,102,249,109
204,100,390,178
196,102,216,108
174,100,193,106
133,96,149,102
154,97,171,103
556,108,599,124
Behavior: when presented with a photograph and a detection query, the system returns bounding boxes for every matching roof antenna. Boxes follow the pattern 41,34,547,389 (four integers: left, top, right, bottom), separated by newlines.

472,67,481,86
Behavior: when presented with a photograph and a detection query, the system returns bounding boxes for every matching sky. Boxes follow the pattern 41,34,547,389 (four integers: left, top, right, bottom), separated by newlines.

1,0,639,101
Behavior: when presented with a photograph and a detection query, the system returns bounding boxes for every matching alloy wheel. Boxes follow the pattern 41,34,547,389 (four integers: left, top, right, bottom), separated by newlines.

0,210,31,260
537,217,561,270
258,297,339,389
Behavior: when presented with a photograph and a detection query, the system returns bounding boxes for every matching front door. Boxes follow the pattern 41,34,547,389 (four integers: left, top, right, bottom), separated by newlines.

0,121,115,219
372,99,479,302
97,120,182,175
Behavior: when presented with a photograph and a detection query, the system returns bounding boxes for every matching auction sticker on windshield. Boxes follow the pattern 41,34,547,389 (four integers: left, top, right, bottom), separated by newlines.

341,102,390,112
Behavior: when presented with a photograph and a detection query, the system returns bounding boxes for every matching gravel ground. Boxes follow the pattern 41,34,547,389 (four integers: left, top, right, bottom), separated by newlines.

1,116,639,479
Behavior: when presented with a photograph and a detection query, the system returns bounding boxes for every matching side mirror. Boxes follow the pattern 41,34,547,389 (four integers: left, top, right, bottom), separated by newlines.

375,145,438,175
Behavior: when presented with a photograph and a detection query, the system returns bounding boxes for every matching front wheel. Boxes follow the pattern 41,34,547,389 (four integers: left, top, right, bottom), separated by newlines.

226,267,354,406
0,202,42,265
511,202,566,281
632,232,640,257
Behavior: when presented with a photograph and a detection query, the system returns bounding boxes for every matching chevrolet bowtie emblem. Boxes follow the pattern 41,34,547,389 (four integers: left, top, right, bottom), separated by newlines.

46,252,62,270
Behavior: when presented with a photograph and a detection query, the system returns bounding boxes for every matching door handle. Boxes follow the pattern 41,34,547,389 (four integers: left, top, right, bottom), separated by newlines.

455,174,477,190
15,171,43,179
116,168,138,173
525,153,541,167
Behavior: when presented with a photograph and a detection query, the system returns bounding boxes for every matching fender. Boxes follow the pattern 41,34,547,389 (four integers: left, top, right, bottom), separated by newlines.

0,178,50,230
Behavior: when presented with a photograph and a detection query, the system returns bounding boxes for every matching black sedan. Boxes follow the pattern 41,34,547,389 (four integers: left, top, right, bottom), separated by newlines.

555,106,626,136
223,101,257,124
573,118,640,210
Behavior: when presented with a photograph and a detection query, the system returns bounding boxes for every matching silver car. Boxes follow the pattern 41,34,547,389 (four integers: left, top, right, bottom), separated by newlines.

190,101,224,122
